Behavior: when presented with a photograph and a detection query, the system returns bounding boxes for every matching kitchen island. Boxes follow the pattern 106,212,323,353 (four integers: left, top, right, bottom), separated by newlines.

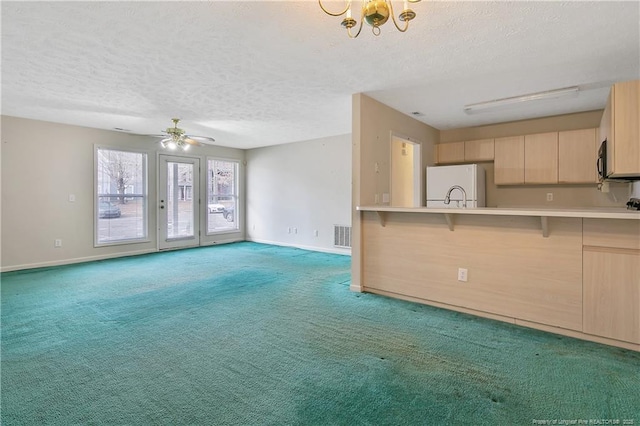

356,206,640,351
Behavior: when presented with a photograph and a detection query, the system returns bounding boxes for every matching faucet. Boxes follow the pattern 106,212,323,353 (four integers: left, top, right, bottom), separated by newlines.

444,185,467,208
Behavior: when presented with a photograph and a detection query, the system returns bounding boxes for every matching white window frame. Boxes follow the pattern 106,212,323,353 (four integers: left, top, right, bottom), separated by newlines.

94,145,149,246
206,157,240,235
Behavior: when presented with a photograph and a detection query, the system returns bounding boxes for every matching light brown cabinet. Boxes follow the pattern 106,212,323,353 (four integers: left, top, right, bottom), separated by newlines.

583,247,640,344
495,130,597,185
494,136,525,185
600,80,640,178
525,132,558,184
583,219,640,344
436,142,465,164
464,139,494,162
558,128,597,183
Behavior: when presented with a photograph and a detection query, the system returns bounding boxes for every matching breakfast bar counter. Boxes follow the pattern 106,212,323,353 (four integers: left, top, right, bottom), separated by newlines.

357,206,639,236
357,205,640,218
356,205,640,351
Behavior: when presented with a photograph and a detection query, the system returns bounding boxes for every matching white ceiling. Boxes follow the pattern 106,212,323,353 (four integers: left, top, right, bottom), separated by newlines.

2,1,639,149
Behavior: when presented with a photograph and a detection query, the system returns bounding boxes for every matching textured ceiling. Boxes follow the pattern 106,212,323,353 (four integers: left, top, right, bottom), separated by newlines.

2,1,639,149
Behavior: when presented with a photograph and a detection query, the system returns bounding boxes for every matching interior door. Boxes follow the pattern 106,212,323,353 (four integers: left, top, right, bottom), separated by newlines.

158,155,200,250
390,135,422,207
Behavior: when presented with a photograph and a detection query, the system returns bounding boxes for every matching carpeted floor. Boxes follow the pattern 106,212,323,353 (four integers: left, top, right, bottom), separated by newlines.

1,242,639,425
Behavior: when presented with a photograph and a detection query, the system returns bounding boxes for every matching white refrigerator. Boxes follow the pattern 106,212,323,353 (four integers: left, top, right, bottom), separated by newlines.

426,164,486,208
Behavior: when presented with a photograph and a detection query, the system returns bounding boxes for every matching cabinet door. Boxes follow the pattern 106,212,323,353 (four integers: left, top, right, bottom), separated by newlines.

558,128,597,183
464,139,494,162
494,136,524,185
583,247,640,344
436,142,464,164
610,80,640,177
525,132,558,184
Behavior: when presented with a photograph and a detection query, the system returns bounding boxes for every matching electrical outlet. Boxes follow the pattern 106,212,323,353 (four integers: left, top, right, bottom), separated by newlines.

68,194,76,202
382,193,390,203
54,239,62,248
293,228,298,234
457,268,468,282
546,193,553,202
314,230,319,237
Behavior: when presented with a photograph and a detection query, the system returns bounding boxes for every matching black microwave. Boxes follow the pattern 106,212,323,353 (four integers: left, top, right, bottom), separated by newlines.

597,140,607,180
597,139,640,181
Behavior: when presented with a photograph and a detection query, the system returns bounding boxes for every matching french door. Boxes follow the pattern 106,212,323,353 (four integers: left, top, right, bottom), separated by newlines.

158,155,200,250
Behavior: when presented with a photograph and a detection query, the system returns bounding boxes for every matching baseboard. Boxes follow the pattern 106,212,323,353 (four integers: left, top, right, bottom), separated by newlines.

246,238,351,256
1,248,158,273
1,239,350,273
199,237,245,247
349,283,363,293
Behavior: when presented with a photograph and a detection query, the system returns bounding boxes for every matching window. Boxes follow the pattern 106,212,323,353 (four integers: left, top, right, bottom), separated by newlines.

207,159,239,233
95,147,148,245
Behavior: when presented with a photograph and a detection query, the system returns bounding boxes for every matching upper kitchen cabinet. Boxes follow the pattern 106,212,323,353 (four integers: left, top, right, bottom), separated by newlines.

558,128,597,184
464,139,494,162
525,132,558,184
600,80,640,178
436,142,465,164
494,136,525,185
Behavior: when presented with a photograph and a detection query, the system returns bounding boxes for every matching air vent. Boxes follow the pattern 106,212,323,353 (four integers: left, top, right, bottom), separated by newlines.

334,225,352,248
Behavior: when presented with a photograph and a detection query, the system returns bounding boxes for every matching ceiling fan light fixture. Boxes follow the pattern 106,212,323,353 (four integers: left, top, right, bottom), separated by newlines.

157,118,214,151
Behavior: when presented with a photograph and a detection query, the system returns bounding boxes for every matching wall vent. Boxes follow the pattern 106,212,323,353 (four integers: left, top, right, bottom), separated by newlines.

333,225,352,248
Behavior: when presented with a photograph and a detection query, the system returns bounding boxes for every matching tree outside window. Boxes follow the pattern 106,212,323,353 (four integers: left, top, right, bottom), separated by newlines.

96,148,147,244
207,159,238,233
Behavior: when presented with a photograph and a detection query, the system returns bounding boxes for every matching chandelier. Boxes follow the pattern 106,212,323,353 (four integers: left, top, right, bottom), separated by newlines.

318,0,421,38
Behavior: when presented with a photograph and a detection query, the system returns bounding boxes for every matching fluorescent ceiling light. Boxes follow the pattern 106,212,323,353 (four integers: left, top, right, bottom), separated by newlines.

463,86,580,114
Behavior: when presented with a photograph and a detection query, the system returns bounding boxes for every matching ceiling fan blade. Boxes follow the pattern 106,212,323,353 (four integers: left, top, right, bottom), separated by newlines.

183,137,204,147
185,135,215,144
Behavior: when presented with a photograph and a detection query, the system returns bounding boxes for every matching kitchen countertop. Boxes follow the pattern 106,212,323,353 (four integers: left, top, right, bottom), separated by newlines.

357,205,640,220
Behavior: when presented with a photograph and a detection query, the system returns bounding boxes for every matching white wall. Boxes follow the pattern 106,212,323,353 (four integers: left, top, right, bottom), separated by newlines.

245,134,351,254
1,116,245,271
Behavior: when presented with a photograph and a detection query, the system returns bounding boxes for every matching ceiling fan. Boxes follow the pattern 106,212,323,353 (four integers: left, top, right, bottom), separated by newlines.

156,118,215,151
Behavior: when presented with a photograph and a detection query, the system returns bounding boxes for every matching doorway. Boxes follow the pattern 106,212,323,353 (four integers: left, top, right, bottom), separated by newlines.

158,155,200,250
390,135,422,207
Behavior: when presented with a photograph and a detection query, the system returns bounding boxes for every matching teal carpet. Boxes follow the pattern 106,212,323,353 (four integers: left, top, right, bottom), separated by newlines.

1,242,639,425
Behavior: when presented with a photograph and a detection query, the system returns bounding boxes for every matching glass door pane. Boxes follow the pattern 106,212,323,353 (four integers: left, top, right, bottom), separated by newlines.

159,155,200,250
167,162,194,239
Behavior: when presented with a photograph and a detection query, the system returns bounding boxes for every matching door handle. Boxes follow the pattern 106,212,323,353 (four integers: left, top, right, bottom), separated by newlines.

596,157,603,177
